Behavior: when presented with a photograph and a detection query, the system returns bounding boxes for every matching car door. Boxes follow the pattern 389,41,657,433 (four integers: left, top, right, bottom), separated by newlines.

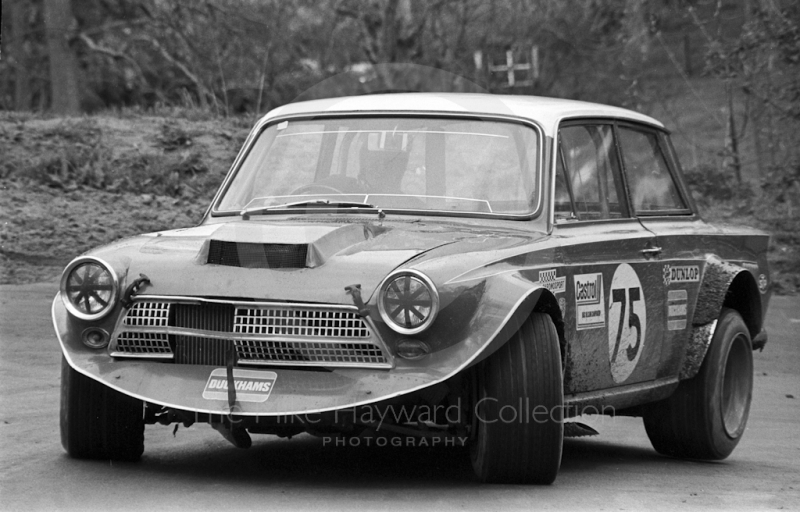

615,124,704,379
554,121,666,395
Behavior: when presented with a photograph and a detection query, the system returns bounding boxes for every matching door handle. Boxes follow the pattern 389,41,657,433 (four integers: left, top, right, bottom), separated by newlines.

641,246,662,258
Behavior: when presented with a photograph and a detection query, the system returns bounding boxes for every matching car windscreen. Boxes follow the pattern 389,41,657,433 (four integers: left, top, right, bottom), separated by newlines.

214,116,540,216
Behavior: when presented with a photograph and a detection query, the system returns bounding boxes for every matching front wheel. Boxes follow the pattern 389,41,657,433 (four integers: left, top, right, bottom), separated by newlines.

60,357,144,461
643,308,753,459
470,312,563,484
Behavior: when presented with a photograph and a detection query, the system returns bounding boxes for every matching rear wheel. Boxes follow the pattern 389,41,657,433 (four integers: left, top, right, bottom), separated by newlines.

643,308,753,459
60,357,144,461
470,312,563,484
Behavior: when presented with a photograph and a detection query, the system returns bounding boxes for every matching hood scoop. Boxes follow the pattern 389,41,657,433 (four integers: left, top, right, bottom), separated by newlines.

207,240,309,269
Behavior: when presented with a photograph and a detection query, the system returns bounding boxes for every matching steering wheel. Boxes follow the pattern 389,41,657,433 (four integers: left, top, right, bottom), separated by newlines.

289,183,345,195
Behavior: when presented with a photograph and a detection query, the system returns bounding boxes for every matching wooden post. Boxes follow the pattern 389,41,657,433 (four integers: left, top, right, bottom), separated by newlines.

505,50,515,87
473,50,485,88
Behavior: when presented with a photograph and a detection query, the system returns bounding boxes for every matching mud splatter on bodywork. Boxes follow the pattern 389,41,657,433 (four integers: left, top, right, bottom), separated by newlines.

693,257,743,326
679,320,717,380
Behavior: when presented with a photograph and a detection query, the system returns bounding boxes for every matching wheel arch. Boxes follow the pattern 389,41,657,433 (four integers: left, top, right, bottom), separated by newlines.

722,271,763,339
471,286,566,368
680,256,763,380
530,289,567,363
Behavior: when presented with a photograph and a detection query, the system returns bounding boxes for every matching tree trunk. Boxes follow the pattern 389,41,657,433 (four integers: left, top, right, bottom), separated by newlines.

43,0,81,114
725,81,743,184
8,0,32,110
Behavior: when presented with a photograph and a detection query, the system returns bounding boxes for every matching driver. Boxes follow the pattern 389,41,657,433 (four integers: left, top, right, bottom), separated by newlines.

359,133,410,194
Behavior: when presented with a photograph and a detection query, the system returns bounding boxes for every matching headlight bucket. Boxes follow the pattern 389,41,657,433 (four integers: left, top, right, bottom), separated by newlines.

60,257,119,321
377,269,439,335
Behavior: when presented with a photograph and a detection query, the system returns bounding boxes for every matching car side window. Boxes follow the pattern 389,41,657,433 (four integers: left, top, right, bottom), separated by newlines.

559,124,624,220
617,127,687,213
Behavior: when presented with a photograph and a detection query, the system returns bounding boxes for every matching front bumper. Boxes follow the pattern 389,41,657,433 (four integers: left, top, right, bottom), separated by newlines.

54,273,545,415
55,296,469,416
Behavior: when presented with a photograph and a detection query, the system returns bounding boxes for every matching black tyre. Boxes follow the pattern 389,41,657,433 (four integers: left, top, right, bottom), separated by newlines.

60,357,144,461
470,312,563,484
643,308,753,460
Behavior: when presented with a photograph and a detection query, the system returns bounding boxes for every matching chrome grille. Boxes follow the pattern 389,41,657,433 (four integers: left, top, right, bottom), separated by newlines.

115,302,171,356
234,307,370,338
124,302,169,326
110,297,390,368
236,340,387,365
115,331,171,354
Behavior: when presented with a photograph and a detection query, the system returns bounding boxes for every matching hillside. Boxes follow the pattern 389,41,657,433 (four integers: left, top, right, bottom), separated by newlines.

0,112,251,283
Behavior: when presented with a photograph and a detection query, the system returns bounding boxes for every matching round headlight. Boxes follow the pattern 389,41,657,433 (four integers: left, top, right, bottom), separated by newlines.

60,257,119,321
377,270,439,335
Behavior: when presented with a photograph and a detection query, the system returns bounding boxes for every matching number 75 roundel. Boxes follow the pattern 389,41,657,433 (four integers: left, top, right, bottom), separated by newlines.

607,263,647,383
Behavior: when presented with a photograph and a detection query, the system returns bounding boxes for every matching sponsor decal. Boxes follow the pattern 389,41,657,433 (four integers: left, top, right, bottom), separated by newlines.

203,369,277,403
607,264,647,384
663,264,700,286
758,274,768,294
575,273,605,330
536,268,566,294
667,289,688,331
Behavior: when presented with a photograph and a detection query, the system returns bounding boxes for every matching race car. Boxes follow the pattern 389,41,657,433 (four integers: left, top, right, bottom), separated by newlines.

54,93,770,484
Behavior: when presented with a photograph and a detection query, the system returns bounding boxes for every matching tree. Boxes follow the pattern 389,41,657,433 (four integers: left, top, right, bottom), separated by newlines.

43,0,81,114
6,0,32,110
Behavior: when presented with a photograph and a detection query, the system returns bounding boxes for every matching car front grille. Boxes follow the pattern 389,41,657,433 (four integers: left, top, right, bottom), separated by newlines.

109,298,391,369
234,307,371,338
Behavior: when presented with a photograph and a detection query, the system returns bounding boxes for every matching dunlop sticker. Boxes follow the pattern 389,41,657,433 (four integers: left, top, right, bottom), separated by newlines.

536,268,566,294
667,289,688,331
203,369,277,403
575,273,605,330
663,265,700,286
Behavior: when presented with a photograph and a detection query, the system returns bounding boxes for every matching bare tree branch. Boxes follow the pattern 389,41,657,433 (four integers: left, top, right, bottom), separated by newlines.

78,32,146,85
133,33,211,106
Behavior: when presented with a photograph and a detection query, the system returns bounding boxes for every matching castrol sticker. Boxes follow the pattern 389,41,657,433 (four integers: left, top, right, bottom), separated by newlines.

607,264,647,384
203,369,277,402
575,273,605,330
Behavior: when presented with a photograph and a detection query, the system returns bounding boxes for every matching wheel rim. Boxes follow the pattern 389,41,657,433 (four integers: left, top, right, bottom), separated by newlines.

720,333,752,438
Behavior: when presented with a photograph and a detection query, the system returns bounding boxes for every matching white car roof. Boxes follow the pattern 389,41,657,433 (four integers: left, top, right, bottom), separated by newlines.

262,93,664,134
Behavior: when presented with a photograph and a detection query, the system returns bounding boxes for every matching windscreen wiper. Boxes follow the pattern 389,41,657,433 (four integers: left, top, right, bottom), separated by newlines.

241,199,377,218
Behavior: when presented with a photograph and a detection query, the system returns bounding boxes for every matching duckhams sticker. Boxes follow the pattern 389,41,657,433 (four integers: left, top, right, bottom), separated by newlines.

575,273,605,330
203,369,277,403
607,264,647,384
